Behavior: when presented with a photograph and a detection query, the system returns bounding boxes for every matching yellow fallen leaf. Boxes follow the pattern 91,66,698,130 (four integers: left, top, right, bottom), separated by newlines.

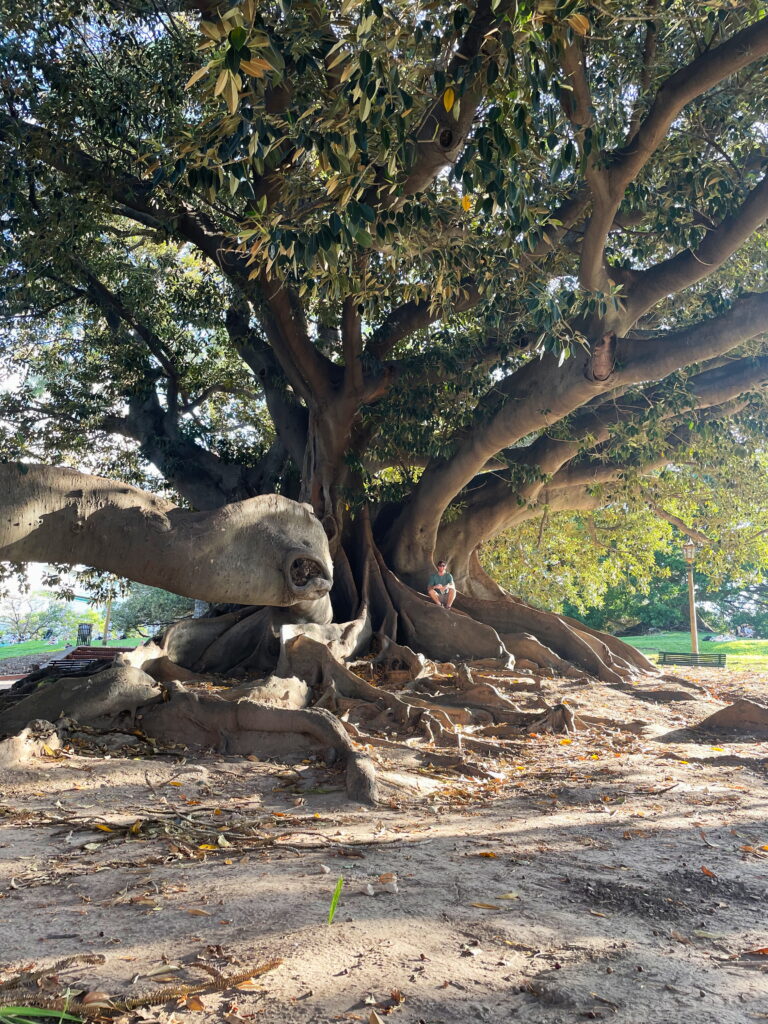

476,851,497,858
198,844,218,850
95,824,114,832
470,902,500,910
169,781,183,787
129,820,143,834
186,908,212,916
589,910,609,918
560,738,572,745
496,892,519,900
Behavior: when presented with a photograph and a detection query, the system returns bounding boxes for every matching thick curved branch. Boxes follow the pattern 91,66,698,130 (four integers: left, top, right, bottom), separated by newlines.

3,115,334,409
341,296,364,395
610,17,768,194
618,290,768,380
626,6,659,143
0,464,333,605
579,16,768,300
393,0,513,201
624,170,768,321
225,302,309,468
391,292,768,569
105,386,280,509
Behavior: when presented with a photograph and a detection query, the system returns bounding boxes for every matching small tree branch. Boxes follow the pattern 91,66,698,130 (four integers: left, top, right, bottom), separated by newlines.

366,284,481,361
578,16,768,301
647,503,712,544
626,5,659,143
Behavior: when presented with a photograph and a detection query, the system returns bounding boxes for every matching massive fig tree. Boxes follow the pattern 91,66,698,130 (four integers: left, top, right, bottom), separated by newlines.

1,0,768,690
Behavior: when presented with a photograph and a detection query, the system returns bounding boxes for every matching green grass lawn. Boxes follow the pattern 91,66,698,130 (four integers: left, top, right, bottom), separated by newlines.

625,630,768,669
0,637,142,662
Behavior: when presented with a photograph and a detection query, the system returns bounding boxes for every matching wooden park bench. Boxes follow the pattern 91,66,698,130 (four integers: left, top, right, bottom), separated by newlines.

658,650,727,668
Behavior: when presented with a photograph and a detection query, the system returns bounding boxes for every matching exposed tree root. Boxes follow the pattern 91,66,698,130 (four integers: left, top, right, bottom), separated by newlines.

456,593,654,682
0,531,657,803
140,686,378,804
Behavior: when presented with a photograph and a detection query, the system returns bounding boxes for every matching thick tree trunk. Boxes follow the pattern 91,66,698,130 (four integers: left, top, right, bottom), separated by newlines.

0,464,333,607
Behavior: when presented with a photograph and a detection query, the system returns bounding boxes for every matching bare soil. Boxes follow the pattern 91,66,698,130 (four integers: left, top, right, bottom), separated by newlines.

1,667,767,1024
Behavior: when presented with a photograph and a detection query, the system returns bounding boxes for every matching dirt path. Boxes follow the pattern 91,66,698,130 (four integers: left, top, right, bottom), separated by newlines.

1,668,767,1023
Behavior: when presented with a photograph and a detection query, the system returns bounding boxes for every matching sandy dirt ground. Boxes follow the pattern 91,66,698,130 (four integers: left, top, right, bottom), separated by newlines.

1,667,767,1024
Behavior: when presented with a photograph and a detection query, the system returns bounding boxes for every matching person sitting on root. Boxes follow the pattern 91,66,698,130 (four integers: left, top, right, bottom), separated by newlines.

427,560,456,609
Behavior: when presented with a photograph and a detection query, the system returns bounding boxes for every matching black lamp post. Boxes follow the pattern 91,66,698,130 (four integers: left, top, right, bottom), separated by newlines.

682,539,698,654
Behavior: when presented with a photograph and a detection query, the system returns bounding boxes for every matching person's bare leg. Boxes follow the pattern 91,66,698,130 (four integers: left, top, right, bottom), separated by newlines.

428,588,442,607
446,589,456,608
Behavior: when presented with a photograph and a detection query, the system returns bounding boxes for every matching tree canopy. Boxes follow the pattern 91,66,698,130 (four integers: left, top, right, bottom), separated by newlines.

2,0,768,601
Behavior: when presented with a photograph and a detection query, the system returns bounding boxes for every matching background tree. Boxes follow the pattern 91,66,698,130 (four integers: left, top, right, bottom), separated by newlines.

0,592,104,644
2,0,768,682
482,426,768,630
111,584,195,638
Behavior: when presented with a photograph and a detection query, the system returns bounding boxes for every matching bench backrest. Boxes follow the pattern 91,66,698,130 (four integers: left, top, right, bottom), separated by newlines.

658,651,726,667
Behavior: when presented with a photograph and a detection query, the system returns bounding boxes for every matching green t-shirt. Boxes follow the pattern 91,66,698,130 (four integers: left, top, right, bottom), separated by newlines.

428,572,454,589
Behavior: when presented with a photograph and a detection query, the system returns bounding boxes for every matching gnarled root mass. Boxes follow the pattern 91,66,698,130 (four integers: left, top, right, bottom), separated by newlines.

0,556,656,803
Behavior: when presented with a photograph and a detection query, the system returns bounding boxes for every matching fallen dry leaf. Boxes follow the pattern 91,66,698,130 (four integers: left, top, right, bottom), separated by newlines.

470,902,500,910
701,866,717,878
80,992,112,1007
185,995,206,1011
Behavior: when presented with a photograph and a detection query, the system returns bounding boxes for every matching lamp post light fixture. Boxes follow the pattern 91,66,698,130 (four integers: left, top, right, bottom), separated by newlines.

682,539,699,654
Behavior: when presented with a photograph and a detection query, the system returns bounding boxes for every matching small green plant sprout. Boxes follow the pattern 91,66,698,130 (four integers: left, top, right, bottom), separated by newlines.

0,1008,83,1024
327,876,344,925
